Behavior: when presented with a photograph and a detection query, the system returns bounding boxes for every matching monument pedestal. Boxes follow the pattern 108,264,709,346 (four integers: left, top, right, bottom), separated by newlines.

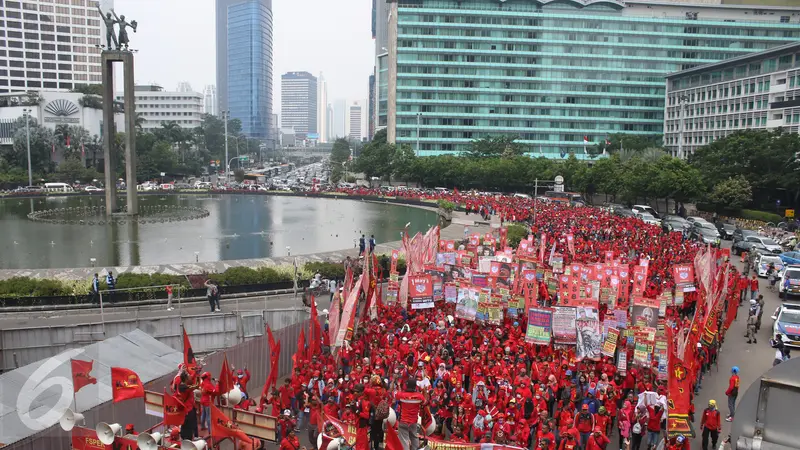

101,50,137,216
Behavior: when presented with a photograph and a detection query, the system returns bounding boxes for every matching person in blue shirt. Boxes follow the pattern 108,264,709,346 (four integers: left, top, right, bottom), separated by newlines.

106,271,115,291
91,273,100,304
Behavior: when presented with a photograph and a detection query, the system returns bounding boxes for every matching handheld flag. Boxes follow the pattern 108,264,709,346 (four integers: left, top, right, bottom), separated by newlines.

111,367,144,402
218,355,234,395
71,359,97,393
183,328,197,371
163,388,187,426
211,404,250,442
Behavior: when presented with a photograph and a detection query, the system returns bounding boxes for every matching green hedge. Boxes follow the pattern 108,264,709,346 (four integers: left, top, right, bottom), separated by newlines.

437,199,456,212
0,277,72,297
303,262,346,280
377,254,407,275
208,266,292,286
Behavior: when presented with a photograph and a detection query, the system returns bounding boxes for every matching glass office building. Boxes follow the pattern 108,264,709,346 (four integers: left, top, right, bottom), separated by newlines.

219,0,273,141
386,0,800,157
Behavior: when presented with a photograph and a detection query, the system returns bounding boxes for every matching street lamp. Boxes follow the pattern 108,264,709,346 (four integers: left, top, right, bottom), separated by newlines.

676,94,689,159
222,110,230,178
22,109,32,187
227,156,246,182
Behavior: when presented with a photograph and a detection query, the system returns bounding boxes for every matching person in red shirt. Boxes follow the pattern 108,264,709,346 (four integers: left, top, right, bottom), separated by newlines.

700,400,722,450
725,367,740,422
536,422,556,450
165,427,182,447
177,382,197,441
558,432,580,450
278,378,293,411
667,435,690,450
574,404,596,449
750,275,759,300
199,372,216,431
586,427,610,450
234,367,251,397
396,378,426,450
279,428,299,450
353,384,371,450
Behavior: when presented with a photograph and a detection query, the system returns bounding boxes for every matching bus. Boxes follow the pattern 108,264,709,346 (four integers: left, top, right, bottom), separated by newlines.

544,191,585,206
43,182,74,193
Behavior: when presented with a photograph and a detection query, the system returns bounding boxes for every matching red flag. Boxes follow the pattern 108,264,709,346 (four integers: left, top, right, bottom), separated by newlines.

218,355,234,395
183,328,197,372
310,296,321,357
293,328,307,372
261,325,281,398
163,388,187,426
385,422,404,450
111,367,144,402
71,359,97,393
211,404,250,442
667,333,695,437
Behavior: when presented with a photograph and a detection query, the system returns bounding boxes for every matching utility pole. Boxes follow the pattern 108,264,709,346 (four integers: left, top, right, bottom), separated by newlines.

533,178,539,224
416,112,421,155
23,109,32,187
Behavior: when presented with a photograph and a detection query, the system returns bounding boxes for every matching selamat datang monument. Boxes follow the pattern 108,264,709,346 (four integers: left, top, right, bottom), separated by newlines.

98,4,139,216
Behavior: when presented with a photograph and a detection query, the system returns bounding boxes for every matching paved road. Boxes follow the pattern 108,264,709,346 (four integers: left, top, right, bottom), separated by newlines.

688,244,782,450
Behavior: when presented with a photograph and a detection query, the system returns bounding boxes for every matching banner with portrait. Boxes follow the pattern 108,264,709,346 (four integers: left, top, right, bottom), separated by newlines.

632,297,660,329
455,285,478,321
576,307,602,361
423,266,445,302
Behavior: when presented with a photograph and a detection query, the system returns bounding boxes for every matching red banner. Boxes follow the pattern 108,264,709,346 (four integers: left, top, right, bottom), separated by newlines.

539,233,547,263
672,264,695,285
408,274,433,298
566,234,575,257
632,265,648,296
111,367,144,403
71,426,138,450
71,359,97,394
163,388,187,426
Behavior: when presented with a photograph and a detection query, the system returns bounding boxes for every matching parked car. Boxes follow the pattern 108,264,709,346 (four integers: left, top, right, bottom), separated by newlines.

631,205,660,219
751,236,783,254
691,226,721,246
778,265,800,299
635,212,660,226
780,251,800,266
84,186,103,192
733,235,767,255
770,302,800,347
755,254,784,277
614,208,635,218
716,222,736,240
733,228,758,244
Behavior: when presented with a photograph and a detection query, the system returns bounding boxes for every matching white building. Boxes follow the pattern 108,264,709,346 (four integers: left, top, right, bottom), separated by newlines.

0,90,125,164
203,85,217,116
348,102,362,142
317,72,328,143
664,41,800,158
176,81,193,93
115,85,204,131
281,71,317,139
333,99,346,139
0,0,113,92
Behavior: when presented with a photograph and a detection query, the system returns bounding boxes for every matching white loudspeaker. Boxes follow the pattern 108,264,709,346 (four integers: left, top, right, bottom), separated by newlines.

59,409,84,431
193,389,202,402
317,433,322,450
137,432,163,450
224,388,243,406
181,439,208,450
385,408,397,426
96,422,121,445
416,417,435,436
328,437,344,450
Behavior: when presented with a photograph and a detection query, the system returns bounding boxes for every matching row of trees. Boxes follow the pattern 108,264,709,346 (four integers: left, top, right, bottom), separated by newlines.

353,129,800,211
0,109,257,186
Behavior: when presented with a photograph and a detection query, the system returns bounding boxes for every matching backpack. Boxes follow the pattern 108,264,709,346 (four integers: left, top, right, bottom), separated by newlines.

373,398,390,421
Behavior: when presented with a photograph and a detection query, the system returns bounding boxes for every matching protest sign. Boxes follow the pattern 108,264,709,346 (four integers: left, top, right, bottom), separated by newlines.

525,308,553,345
553,307,577,345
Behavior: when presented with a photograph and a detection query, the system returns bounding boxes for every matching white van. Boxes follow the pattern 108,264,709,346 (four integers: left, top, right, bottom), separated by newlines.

43,182,73,193
513,193,531,199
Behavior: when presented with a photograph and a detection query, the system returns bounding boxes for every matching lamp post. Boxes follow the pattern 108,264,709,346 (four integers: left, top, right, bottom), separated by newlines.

22,109,32,187
677,94,689,159
222,110,230,179
227,156,245,182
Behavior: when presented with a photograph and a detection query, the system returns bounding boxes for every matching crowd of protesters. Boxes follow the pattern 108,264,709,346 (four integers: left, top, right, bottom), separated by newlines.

171,192,744,450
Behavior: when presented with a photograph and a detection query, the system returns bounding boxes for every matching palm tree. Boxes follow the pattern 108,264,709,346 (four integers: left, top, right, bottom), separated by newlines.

134,112,145,132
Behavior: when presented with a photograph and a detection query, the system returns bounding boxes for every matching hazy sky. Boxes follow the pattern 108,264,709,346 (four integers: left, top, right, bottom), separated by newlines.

116,0,374,112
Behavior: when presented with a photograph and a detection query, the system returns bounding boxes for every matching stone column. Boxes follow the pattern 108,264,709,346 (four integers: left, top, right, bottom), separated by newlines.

122,52,137,215
101,53,117,216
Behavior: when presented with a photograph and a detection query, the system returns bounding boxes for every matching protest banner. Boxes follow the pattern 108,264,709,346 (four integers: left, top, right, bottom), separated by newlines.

552,306,577,345
476,291,490,322
632,297,660,329
444,283,458,303
601,327,620,358
488,294,503,325
576,307,602,361
455,285,478,321
408,274,434,309
525,307,553,345
424,266,445,302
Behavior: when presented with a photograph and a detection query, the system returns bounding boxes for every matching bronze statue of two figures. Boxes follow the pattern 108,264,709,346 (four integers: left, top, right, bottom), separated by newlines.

97,5,137,51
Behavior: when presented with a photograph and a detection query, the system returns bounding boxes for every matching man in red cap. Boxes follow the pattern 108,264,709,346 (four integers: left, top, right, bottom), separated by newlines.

124,424,136,436
574,403,595,449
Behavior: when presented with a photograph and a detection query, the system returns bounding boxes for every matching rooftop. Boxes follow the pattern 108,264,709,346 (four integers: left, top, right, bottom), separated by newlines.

0,329,181,446
666,41,800,79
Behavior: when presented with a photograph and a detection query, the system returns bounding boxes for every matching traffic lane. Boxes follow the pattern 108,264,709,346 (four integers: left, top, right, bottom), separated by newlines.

0,292,313,329
690,249,781,448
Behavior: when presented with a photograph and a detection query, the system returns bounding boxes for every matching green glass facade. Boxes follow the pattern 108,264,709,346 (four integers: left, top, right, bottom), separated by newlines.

391,0,800,157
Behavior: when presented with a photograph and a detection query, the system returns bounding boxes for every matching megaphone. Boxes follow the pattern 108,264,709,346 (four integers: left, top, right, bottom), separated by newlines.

223,387,243,406
385,408,397,426
96,422,121,445
137,432,163,450
59,409,84,431
181,439,208,450
317,434,343,450
417,416,435,436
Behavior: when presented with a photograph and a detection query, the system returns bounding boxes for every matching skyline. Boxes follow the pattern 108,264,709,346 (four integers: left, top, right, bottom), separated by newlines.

114,0,373,120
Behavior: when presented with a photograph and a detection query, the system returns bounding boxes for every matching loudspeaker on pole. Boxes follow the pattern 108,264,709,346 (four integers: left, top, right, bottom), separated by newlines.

96,422,121,445
59,409,85,431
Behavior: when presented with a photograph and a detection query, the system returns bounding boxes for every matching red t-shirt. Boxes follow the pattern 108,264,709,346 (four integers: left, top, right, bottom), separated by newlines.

396,391,426,424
